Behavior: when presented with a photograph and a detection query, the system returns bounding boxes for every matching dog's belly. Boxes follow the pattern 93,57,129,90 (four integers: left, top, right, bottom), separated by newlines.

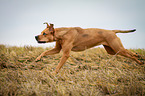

72,46,87,51
72,38,105,52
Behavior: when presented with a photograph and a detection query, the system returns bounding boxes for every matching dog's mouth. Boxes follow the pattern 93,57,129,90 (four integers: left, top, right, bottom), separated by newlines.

37,41,46,43
35,36,46,44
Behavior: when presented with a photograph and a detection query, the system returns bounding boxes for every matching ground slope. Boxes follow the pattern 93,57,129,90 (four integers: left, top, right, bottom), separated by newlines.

0,45,145,96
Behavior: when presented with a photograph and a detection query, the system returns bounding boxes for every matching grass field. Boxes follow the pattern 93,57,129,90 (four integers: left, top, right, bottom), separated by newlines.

0,44,145,96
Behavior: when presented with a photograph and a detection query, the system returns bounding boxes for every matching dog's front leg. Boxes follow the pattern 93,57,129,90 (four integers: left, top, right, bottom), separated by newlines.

35,48,60,61
55,44,72,73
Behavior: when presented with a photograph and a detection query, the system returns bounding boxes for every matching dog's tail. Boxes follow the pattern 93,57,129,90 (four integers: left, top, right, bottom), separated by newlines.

112,29,136,33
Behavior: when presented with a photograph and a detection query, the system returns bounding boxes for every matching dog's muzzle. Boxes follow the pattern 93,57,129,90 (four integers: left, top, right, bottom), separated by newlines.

35,36,46,43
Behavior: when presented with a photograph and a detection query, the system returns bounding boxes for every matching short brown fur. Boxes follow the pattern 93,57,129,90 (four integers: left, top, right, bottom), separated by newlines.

35,23,144,73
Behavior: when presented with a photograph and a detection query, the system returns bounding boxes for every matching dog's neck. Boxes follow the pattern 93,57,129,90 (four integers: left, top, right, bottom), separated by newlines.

54,28,68,41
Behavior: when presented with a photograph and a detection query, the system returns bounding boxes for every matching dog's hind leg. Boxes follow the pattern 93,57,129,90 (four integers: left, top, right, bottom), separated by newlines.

125,50,145,62
119,49,143,64
126,50,144,59
108,37,144,65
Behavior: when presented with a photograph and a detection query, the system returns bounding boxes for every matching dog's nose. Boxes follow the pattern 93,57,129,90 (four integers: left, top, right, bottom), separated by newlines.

35,36,38,41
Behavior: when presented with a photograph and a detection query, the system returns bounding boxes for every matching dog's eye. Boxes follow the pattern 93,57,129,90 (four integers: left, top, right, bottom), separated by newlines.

43,33,47,35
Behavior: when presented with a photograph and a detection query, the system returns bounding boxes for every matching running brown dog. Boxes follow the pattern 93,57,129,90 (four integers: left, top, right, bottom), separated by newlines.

35,22,144,73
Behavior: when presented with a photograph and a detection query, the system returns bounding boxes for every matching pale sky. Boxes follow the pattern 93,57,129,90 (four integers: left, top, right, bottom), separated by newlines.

0,0,145,48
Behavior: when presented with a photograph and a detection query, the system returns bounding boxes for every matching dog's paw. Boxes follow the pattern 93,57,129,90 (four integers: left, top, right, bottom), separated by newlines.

55,69,59,74
141,61,144,65
35,57,41,62
138,60,144,65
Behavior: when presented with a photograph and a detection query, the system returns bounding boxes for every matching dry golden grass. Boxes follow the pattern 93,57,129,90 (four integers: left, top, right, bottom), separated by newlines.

0,44,145,96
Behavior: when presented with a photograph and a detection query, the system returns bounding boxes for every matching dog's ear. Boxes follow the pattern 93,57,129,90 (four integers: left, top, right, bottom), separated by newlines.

43,22,50,28
49,23,55,35
50,23,54,28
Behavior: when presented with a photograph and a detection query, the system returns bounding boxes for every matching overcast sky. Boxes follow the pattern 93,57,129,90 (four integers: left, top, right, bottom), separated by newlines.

0,0,145,48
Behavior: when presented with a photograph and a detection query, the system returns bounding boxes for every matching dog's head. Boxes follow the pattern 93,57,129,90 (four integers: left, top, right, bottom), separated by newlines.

35,22,55,43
